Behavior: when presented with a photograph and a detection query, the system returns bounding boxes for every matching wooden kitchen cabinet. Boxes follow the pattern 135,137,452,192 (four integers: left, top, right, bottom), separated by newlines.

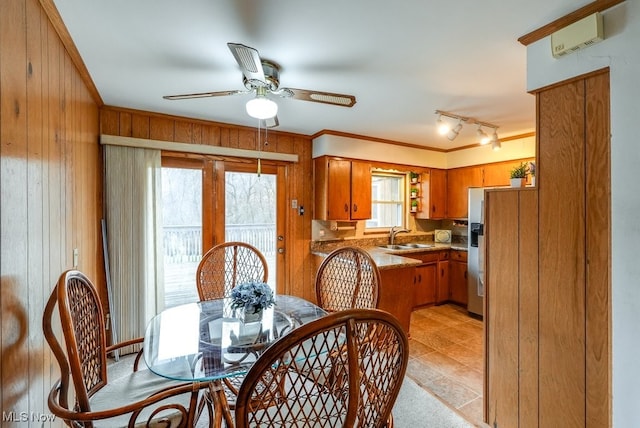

414,263,437,306
416,168,447,219
437,258,450,303
449,250,468,305
447,166,482,218
314,156,372,220
377,266,415,334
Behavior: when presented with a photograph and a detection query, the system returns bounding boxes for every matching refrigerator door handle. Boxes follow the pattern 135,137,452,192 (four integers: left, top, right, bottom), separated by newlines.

478,277,484,297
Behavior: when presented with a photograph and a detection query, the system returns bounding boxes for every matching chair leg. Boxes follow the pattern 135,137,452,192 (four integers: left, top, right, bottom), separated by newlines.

209,380,235,428
386,412,394,428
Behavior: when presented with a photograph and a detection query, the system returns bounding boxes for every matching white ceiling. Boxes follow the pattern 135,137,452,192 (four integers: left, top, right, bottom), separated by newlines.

53,0,589,150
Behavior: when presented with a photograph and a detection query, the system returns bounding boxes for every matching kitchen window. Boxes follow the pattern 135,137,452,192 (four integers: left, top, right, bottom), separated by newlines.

366,171,406,230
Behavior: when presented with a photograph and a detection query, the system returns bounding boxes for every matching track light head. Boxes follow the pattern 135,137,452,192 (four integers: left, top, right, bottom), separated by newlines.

490,129,501,150
447,121,464,141
436,115,450,135
476,126,490,145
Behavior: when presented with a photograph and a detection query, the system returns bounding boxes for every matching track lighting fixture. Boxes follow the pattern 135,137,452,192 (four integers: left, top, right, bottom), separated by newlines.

434,110,500,149
447,120,464,141
476,125,490,145
490,129,501,150
436,115,450,135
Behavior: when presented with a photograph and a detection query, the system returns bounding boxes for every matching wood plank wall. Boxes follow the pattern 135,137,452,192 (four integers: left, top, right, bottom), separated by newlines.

485,188,539,427
99,106,316,301
1,0,102,423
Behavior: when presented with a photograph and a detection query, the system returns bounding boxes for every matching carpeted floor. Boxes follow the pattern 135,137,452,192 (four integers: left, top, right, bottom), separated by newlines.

109,356,479,427
394,375,475,428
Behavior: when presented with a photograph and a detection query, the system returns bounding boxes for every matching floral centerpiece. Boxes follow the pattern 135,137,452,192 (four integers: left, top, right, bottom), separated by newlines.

230,281,274,322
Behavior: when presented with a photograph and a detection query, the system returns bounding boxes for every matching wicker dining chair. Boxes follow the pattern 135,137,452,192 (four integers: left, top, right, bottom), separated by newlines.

196,241,268,301
315,246,381,312
43,269,207,427
195,241,269,424
234,308,409,428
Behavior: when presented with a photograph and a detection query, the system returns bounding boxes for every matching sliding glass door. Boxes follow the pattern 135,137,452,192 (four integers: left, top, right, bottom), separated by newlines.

160,157,285,309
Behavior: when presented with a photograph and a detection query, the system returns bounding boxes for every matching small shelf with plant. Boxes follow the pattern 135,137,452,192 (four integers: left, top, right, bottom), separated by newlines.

409,171,420,184
509,162,529,188
410,199,419,213
410,186,419,198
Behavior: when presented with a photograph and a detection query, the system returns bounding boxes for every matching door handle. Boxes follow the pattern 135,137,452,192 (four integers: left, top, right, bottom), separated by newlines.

278,248,285,254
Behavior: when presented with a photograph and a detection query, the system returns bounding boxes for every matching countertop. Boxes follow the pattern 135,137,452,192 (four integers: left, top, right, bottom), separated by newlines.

312,243,468,270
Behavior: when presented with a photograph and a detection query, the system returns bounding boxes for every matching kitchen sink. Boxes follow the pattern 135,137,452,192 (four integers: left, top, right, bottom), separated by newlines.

378,243,434,251
378,245,406,250
400,243,433,248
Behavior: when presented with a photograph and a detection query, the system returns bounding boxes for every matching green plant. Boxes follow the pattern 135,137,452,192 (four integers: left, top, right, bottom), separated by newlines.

529,161,536,177
510,162,529,179
411,199,419,208
410,171,419,181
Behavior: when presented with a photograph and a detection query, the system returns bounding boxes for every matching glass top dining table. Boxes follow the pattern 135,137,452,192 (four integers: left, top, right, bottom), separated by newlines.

143,295,328,383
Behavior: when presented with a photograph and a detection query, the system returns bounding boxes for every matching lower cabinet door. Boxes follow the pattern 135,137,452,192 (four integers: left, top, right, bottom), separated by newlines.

414,264,437,307
449,260,468,305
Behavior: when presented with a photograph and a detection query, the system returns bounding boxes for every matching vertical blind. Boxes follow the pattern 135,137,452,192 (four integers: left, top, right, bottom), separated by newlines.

104,145,164,352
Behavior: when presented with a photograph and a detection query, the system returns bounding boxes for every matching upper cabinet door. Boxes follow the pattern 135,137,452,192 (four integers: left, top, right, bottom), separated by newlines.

350,160,372,220
326,158,352,220
447,166,483,219
314,156,371,221
416,169,447,220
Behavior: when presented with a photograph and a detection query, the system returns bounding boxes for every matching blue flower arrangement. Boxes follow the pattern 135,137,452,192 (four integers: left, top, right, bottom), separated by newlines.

230,281,275,313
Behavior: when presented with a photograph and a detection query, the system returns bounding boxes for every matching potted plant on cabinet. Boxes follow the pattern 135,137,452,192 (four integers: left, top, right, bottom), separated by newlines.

529,161,536,186
410,171,419,184
411,187,418,198
411,199,419,212
509,162,529,188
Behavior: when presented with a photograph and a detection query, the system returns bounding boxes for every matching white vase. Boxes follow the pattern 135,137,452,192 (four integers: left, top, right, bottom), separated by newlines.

240,306,263,324
510,178,524,188
531,176,536,186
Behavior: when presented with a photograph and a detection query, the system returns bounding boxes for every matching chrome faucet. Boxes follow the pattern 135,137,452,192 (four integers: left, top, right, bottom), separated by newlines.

389,226,411,245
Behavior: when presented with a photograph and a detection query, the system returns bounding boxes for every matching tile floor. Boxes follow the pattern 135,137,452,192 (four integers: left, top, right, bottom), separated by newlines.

406,303,485,426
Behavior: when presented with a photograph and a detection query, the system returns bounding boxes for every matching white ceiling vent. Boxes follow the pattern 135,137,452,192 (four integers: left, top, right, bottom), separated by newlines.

551,12,604,58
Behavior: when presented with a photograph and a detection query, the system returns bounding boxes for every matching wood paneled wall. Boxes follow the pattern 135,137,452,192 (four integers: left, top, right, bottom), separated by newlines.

1,0,102,423
485,189,539,427
100,106,316,301
484,70,610,427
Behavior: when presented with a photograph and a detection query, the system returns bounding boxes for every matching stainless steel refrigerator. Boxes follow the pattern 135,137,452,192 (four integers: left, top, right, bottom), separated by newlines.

467,187,489,317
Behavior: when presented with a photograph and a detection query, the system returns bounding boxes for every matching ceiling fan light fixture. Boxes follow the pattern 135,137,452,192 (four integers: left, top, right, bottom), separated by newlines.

246,88,278,119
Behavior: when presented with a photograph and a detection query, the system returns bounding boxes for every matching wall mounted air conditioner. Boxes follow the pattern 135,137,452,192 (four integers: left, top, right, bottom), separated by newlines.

551,12,604,58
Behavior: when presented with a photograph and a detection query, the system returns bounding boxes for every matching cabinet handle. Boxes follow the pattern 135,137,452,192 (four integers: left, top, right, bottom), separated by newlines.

344,203,349,212
441,269,444,277
432,205,436,213
353,204,358,212
418,274,422,283
464,271,467,279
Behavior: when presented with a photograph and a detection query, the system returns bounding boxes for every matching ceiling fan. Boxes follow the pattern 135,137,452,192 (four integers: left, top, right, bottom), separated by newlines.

163,43,357,127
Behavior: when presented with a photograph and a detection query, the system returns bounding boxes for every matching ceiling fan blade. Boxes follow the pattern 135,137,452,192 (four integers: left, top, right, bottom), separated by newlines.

262,116,279,128
227,42,266,86
163,89,246,100
283,88,356,107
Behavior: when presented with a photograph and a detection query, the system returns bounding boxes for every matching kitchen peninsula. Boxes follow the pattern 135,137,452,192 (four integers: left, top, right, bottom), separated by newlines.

311,240,468,333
